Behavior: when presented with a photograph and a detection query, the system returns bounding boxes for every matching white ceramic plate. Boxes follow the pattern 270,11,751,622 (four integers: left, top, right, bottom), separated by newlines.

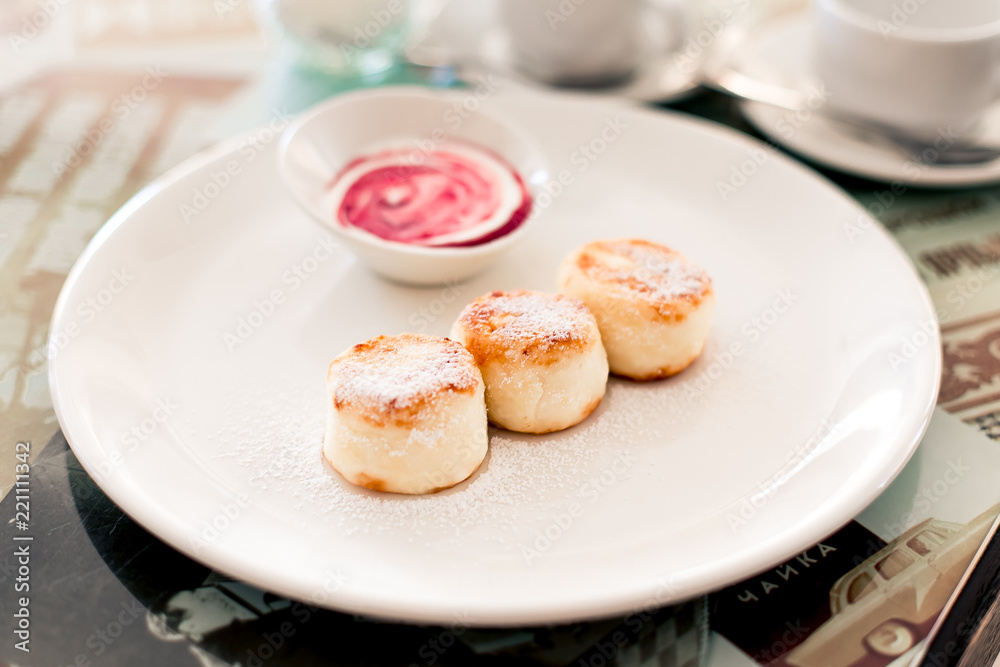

49,88,940,626
721,9,1000,187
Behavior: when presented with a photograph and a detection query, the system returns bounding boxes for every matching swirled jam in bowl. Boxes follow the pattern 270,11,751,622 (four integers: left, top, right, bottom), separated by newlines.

279,86,547,285
329,142,532,248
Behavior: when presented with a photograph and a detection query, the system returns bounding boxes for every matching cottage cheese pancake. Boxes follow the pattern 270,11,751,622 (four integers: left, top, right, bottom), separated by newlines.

323,334,487,495
557,239,714,380
451,290,608,433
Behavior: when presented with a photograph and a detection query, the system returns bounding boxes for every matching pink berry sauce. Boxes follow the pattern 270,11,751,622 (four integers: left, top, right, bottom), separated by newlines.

329,143,532,247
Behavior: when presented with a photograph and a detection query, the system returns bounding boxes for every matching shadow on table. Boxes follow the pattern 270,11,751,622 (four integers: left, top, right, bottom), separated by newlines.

41,433,704,667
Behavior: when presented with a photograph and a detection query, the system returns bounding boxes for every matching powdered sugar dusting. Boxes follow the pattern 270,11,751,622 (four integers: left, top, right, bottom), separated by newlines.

193,325,793,558
330,334,478,418
582,239,711,306
210,365,681,553
456,290,595,352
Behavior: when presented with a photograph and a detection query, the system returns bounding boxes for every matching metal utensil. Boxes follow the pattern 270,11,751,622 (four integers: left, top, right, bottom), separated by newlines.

702,67,1000,167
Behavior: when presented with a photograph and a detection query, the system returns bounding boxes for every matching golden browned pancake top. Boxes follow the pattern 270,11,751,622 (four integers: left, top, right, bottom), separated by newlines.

572,239,712,318
455,289,597,365
328,334,479,426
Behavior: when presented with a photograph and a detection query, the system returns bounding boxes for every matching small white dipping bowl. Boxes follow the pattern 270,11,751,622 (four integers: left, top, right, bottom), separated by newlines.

278,86,548,285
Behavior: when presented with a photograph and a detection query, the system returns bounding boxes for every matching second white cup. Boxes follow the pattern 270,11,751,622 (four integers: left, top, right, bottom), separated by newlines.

499,0,644,85
814,0,1000,137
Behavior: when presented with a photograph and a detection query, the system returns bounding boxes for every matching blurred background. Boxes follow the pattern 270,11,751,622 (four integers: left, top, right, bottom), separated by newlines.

6,2,1000,667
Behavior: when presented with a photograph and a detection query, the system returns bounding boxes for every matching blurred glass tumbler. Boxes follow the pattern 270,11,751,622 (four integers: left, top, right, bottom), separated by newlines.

500,0,642,85
275,0,412,75
815,0,1000,136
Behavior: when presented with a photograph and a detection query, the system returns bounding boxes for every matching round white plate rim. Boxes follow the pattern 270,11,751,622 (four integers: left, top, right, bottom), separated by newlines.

732,10,1000,187
48,89,942,626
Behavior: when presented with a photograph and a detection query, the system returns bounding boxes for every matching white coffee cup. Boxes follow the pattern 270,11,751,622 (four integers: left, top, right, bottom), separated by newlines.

499,0,654,85
814,0,1000,137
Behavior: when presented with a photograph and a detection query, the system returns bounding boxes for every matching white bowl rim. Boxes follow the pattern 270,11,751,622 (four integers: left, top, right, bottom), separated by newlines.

277,85,549,259
816,0,1000,44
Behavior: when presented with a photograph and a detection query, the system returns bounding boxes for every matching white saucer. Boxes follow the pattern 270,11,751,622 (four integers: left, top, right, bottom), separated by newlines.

49,87,940,626
407,0,701,103
710,9,1000,187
